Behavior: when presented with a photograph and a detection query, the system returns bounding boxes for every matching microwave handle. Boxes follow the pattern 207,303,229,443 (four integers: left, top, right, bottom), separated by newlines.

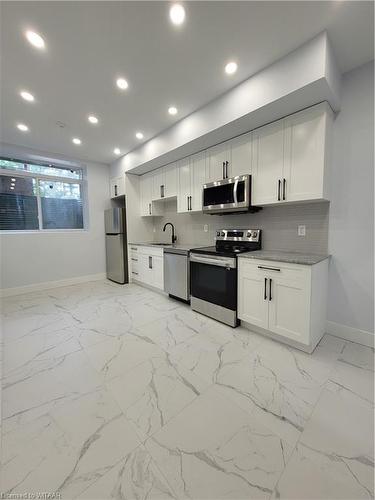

233,179,239,204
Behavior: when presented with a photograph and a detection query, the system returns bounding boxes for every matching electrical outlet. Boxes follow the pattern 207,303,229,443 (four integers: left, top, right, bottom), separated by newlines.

203,224,209,232
298,225,306,236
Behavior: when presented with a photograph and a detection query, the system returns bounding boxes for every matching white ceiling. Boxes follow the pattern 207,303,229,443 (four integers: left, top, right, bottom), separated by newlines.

1,1,373,165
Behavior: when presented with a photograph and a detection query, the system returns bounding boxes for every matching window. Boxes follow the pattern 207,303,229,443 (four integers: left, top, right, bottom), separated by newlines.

0,157,86,231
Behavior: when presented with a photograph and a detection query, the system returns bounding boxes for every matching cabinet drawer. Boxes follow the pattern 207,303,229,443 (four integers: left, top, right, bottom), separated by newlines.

239,258,310,284
138,246,164,257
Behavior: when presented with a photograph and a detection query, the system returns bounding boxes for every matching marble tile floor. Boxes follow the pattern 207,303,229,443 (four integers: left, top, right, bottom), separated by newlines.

0,280,374,500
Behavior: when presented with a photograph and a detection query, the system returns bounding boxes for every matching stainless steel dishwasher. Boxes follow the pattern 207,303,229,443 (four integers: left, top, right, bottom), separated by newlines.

164,247,190,303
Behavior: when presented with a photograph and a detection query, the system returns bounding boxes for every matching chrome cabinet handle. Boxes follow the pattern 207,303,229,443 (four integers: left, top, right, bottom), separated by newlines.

225,161,229,179
283,178,286,201
269,278,273,301
114,185,118,197
148,256,152,269
277,180,281,201
222,161,225,179
131,258,138,261
132,271,138,275
264,278,268,300
189,196,192,210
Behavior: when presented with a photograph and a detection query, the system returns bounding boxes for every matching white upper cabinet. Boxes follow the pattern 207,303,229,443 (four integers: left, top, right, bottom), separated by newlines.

229,132,252,178
151,162,177,201
251,120,285,206
110,175,125,198
140,173,163,217
283,102,332,202
163,163,177,198
177,152,207,213
152,169,165,201
190,151,207,211
177,157,191,213
206,133,252,182
206,142,229,182
252,102,333,206
140,173,153,216
138,102,332,212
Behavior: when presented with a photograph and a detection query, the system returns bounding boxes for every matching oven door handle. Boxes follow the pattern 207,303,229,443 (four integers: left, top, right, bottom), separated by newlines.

190,254,236,269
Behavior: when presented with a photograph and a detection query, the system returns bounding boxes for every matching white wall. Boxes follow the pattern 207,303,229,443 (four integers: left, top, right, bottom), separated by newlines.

0,144,110,290
328,61,374,335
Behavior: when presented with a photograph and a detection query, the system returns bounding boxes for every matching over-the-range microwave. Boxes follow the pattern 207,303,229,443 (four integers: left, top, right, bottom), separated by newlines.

202,174,260,215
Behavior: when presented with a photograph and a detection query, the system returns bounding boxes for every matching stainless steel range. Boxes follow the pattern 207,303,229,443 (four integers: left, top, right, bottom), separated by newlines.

190,229,261,327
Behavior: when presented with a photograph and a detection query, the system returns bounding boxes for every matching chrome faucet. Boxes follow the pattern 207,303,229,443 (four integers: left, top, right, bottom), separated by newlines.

163,222,177,244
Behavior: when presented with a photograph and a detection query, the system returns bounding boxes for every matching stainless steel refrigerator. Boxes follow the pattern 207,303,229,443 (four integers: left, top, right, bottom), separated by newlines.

105,208,128,284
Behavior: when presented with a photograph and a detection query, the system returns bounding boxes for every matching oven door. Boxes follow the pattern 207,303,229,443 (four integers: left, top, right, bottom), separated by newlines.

190,253,237,310
202,175,250,214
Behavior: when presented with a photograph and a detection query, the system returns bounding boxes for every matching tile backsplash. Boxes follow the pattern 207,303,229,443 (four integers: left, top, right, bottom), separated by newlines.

153,199,329,254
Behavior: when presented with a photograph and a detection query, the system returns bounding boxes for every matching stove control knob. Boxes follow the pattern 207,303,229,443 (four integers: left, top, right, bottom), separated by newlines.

252,231,258,238
247,232,252,238
221,232,225,237
216,231,220,237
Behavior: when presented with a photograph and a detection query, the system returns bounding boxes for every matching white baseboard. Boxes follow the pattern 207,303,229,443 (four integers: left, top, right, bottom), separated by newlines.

326,320,374,348
0,273,107,298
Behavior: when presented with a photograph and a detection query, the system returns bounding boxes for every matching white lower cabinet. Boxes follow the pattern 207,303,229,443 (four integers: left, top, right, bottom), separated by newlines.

238,257,328,352
129,245,164,290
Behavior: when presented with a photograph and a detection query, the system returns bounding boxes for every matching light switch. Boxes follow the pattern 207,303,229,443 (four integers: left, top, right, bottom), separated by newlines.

203,224,209,232
298,225,306,236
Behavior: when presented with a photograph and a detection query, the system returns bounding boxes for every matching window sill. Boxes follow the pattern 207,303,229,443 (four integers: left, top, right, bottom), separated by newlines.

0,229,88,235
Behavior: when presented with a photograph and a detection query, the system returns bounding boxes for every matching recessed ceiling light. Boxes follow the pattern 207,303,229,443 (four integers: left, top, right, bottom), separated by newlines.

72,138,81,145
20,91,35,102
10,186,15,190
11,178,16,182
116,78,129,90
88,115,98,124
114,148,121,155
168,106,178,115
225,61,238,75
17,123,28,132
135,132,144,140
169,3,185,25
25,30,45,49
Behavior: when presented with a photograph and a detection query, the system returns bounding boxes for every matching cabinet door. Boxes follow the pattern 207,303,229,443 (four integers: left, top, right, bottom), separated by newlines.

229,133,252,178
238,260,269,328
109,178,117,198
251,120,284,205
138,254,150,284
190,151,206,212
177,158,191,213
268,274,310,344
152,170,165,201
152,256,164,290
164,163,177,198
206,142,229,182
117,176,125,197
140,174,152,216
283,105,327,202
